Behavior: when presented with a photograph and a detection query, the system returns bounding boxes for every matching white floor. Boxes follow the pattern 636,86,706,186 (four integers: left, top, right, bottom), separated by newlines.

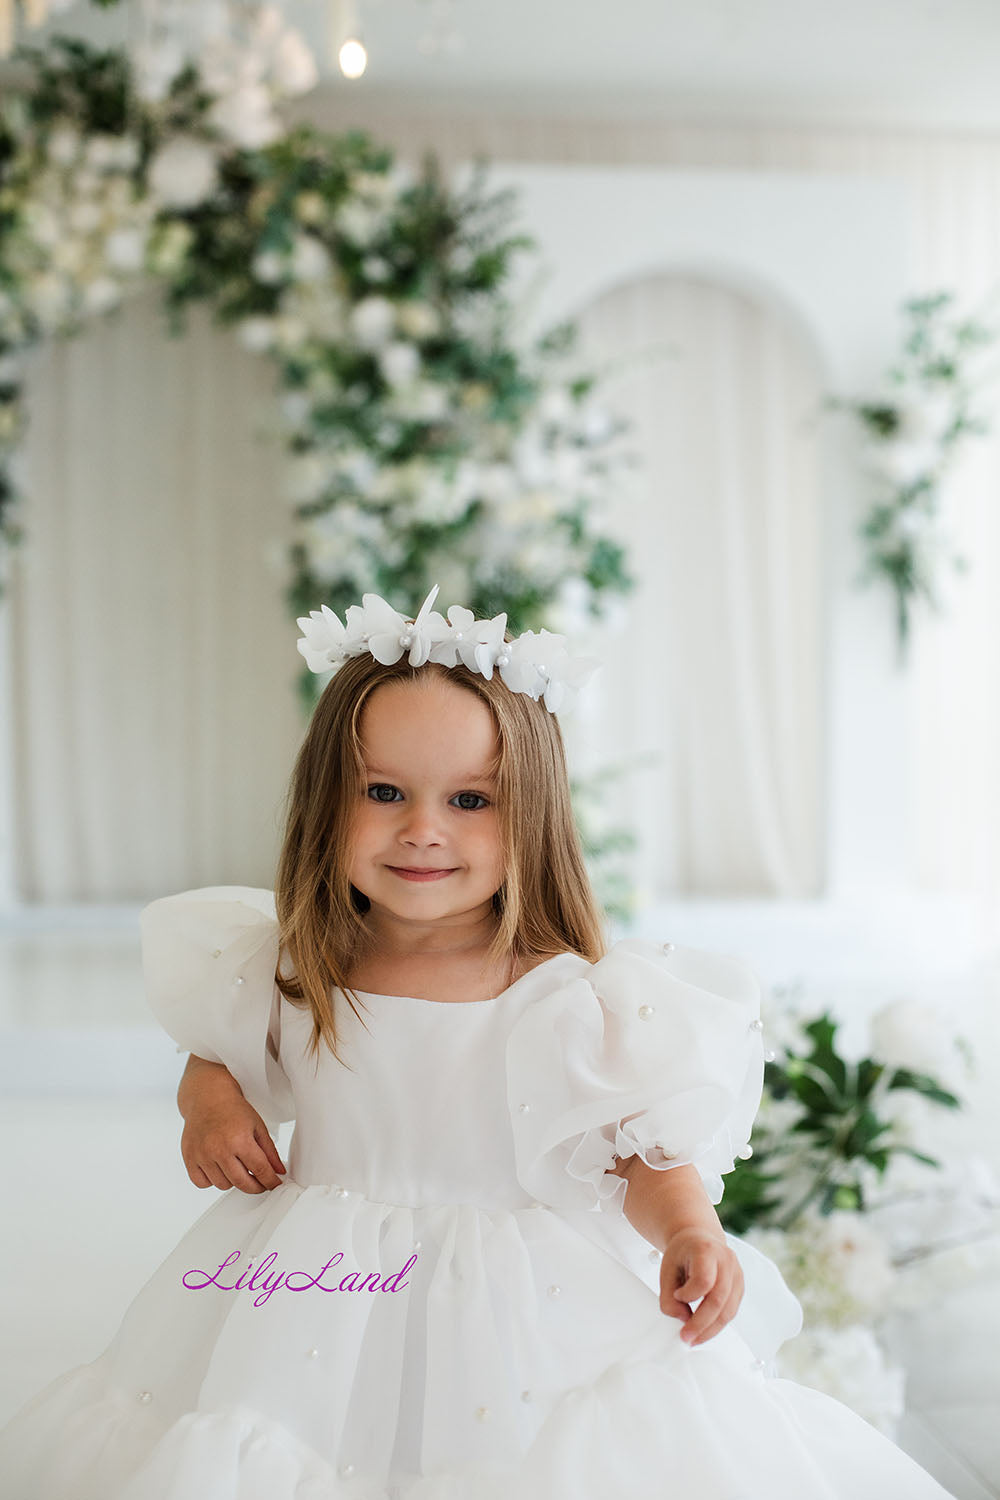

2,899,999,1498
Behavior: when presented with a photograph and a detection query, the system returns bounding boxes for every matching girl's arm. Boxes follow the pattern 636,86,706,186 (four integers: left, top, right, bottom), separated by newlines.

609,1154,743,1346
608,1155,726,1251
177,1054,288,1195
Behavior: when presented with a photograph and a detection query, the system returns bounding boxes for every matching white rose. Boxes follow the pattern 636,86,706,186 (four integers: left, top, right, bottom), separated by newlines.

24,200,61,249
81,276,122,316
396,300,440,340
105,226,148,273
349,295,395,350
74,169,101,199
285,450,335,504
335,201,383,246
111,136,141,172
335,449,377,491
289,233,332,283
237,316,277,353
378,340,420,388
132,39,187,104
148,137,219,210
294,192,326,225
252,250,287,285
868,997,953,1077
86,134,122,171
868,439,938,488
68,199,103,235
351,170,396,204
50,237,88,276
391,380,449,421
281,391,312,427
47,124,82,168
208,86,281,150
476,463,516,503
579,401,614,444
249,2,284,49
361,256,391,283
270,30,319,95
539,386,574,425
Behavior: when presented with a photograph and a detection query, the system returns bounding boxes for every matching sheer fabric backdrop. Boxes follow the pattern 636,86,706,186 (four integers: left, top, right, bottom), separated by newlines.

574,273,824,899
9,289,303,902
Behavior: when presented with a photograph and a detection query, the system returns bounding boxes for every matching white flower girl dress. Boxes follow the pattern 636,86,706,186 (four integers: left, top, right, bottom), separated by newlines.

0,886,958,1499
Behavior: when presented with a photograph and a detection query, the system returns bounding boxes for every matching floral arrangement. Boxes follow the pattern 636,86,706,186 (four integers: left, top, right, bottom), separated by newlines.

718,979,997,1434
0,4,636,720
834,291,997,661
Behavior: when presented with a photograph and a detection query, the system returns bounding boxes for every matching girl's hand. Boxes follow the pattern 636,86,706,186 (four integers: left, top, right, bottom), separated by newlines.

658,1228,744,1346
178,1055,288,1194
181,1093,288,1194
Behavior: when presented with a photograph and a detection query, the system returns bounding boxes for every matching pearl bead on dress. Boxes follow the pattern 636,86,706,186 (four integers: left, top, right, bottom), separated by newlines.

137,1390,152,1403
750,1018,764,1031
234,975,245,986
518,1102,531,1113
638,1003,655,1019
340,1462,356,1476
308,1347,319,1359
661,941,675,954
546,1285,561,1299
475,1406,490,1421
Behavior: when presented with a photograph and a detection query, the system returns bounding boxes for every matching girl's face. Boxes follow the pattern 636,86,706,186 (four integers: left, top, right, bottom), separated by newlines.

348,675,506,939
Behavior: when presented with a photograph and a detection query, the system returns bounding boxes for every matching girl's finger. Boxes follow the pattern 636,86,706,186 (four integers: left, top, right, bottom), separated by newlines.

221,1155,267,1193
683,1279,741,1345
255,1127,287,1177
237,1146,285,1191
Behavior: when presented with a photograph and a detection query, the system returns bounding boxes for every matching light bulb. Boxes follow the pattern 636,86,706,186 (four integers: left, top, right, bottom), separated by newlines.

338,37,367,78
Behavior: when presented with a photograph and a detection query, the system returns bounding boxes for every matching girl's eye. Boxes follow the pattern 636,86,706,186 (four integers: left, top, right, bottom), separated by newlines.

366,784,489,811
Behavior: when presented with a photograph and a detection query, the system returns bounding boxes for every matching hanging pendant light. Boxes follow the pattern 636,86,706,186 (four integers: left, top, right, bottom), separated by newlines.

330,0,366,79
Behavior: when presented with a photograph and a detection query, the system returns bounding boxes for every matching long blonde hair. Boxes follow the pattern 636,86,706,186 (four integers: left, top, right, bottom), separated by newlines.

273,649,609,1067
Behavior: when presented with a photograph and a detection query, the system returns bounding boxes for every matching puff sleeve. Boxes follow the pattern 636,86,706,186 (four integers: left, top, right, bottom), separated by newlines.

140,885,296,1130
505,936,763,1214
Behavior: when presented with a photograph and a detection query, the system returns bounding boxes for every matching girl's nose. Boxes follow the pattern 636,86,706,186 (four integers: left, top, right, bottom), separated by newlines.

399,802,445,839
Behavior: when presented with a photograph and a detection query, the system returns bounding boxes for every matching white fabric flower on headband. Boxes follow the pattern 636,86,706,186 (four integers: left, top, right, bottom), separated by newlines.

296,582,602,714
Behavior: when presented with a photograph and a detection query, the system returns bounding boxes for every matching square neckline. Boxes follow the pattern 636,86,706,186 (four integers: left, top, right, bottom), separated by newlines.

344,951,578,1005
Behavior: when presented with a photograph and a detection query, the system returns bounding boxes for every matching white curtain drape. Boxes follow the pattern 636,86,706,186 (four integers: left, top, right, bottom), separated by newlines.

573,274,824,898
9,288,304,901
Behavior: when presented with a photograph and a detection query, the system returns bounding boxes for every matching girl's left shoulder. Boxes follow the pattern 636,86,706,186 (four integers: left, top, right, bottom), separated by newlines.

505,934,765,1214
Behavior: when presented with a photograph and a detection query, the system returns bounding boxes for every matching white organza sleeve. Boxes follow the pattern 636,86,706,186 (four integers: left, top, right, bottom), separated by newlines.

140,885,296,1130
505,936,763,1214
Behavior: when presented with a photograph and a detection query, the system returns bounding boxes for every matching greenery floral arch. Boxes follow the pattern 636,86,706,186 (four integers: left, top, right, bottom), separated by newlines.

0,23,635,715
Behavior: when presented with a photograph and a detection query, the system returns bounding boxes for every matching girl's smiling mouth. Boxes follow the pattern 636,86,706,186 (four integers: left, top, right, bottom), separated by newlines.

388,866,457,881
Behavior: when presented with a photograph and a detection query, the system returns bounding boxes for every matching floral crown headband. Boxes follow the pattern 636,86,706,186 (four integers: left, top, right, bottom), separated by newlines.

296,583,602,715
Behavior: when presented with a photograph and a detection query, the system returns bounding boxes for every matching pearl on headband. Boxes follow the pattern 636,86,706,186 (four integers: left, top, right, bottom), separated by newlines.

296,583,602,714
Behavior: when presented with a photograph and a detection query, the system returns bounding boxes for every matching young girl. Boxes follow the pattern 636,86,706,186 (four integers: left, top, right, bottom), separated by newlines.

0,584,957,1500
